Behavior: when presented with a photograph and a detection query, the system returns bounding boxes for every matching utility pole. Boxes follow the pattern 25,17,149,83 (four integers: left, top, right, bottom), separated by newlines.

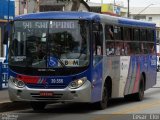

128,0,130,18
113,0,115,13
6,0,10,62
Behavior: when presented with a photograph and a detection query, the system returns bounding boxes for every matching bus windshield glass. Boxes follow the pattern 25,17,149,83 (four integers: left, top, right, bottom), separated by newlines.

9,20,90,68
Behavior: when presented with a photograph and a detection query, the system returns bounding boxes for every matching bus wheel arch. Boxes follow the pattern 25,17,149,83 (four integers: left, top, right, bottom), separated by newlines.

125,73,145,101
134,74,145,101
94,76,112,110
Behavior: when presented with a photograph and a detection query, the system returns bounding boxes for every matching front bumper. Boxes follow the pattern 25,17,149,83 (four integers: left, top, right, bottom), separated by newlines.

8,80,92,103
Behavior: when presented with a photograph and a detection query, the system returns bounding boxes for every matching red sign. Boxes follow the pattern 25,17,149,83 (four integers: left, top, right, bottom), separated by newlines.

40,92,54,97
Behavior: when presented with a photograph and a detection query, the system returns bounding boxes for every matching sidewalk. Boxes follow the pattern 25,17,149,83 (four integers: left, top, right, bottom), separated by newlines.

0,89,10,104
154,79,160,87
154,72,160,87
0,89,30,112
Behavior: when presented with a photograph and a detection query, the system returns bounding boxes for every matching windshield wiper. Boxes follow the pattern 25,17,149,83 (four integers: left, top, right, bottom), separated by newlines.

57,57,66,68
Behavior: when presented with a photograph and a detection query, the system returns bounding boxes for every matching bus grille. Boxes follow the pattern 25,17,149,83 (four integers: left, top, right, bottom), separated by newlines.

30,93,63,101
26,84,67,89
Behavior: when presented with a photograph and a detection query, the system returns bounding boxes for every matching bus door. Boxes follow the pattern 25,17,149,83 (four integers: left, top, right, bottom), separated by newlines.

91,23,103,102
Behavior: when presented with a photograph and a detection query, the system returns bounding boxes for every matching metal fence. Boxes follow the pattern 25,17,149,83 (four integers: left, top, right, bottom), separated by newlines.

0,62,9,90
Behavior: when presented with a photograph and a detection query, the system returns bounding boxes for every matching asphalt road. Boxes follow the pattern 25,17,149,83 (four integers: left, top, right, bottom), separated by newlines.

1,73,160,120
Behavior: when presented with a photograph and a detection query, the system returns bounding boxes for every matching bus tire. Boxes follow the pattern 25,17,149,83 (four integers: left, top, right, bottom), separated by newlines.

95,85,108,110
133,76,145,101
30,102,46,111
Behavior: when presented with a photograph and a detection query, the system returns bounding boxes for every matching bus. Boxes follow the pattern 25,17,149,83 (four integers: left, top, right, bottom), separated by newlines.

7,11,157,111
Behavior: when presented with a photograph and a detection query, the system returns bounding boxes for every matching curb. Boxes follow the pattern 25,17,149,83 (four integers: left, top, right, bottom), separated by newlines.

0,101,30,112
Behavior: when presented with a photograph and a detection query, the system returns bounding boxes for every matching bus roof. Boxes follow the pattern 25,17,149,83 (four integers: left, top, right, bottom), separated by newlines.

118,17,156,28
14,11,101,22
14,11,156,28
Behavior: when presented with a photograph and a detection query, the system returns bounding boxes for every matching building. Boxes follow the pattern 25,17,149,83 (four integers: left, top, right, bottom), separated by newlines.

0,0,15,57
15,0,64,15
15,0,90,15
87,2,127,17
130,7,160,43
15,0,127,16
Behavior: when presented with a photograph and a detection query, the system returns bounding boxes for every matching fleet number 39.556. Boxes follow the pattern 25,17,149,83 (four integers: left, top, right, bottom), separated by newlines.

51,79,64,84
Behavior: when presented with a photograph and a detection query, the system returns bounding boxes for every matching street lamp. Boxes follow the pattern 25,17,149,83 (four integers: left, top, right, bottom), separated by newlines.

134,3,155,18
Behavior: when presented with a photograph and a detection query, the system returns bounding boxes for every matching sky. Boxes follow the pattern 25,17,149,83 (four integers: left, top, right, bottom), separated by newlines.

90,0,160,7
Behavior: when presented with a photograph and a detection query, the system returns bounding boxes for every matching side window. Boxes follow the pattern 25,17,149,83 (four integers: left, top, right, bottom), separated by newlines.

93,23,103,66
105,25,115,55
133,29,140,41
124,27,131,41
105,25,114,40
147,29,155,54
114,26,122,40
140,29,146,41
140,29,147,54
132,28,140,54
114,26,124,55
93,32,103,56
123,27,132,55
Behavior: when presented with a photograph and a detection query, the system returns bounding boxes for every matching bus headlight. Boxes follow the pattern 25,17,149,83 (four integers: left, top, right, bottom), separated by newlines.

69,77,87,89
10,76,25,88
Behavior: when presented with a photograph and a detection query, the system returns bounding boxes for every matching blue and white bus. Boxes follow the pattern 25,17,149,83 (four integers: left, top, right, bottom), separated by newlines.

7,11,157,111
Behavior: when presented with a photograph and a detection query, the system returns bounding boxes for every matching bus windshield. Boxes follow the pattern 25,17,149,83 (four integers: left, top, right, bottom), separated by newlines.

9,20,90,68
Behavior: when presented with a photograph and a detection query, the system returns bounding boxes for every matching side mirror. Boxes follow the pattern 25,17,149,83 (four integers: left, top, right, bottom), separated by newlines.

3,31,8,44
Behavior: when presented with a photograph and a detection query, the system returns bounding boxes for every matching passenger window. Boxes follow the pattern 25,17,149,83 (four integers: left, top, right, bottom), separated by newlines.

147,29,154,42
105,25,115,55
105,25,114,40
114,26,122,40
124,27,131,41
140,29,146,41
93,23,103,66
133,29,140,41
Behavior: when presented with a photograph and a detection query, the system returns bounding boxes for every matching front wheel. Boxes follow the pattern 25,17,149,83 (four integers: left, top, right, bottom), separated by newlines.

94,85,109,110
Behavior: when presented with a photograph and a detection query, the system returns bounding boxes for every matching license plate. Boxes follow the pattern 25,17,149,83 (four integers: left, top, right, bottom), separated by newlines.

40,92,54,97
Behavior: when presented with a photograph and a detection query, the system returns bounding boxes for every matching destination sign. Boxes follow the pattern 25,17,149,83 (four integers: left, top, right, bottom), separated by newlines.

50,21,76,29
15,21,77,29
22,21,48,29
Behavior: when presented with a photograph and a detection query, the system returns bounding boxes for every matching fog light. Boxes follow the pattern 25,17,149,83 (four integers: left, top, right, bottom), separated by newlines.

17,80,25,88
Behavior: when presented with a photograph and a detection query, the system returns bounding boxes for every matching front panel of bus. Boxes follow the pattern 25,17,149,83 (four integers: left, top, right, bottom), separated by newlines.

8,20,96,102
